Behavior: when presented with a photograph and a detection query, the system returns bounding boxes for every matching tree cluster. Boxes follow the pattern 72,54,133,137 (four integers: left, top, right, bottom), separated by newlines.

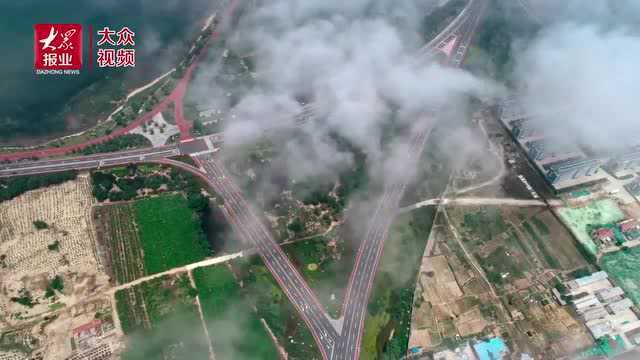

80,134,151,155
0,171,78,203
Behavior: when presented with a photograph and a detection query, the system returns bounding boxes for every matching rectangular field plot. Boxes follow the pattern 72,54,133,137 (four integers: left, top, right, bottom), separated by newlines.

558,199,625,256
94,204,145,284
115,273,211,360
192,264,279,360
134,194,210,274
524,211,589,271
95,194,210,282
457,207,589,277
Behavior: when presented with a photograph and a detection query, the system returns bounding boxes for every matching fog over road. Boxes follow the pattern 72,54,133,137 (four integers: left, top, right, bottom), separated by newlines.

0,0,490,358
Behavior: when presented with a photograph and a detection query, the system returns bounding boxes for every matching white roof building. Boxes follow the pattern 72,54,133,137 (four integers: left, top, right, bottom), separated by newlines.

574,295,601,313
586,319,614,339
596,287,625,303
607,298,634,314
571,271,609,288
582,307,609,322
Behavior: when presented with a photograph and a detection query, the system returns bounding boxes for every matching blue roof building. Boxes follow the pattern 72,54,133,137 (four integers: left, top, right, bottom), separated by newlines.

473,337,508,360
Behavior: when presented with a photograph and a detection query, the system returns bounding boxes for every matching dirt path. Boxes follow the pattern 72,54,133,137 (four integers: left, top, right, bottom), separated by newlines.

441,207,498,298
280,221,339,245
110,251,244,294
188,270,217,360
399,196,556,213
109,291,124,337
261,318,288,360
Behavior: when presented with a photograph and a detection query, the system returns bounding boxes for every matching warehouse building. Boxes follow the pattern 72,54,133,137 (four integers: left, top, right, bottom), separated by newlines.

498,97,608,192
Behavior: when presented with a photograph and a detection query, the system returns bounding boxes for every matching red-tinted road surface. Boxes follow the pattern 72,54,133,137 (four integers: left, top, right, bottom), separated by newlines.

0,0,239,162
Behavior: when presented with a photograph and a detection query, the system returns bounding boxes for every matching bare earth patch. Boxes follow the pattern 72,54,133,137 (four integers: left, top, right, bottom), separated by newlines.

0,175,119,359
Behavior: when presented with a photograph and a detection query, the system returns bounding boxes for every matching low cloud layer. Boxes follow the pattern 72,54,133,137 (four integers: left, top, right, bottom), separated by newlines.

515,1,640,152
192,0,499,190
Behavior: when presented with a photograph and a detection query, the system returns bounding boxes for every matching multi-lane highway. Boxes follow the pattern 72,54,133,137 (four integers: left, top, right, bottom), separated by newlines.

0,146,180,177
333,121,432,359
0,103,317,178
333,0,488,358
0,1,488,358
194,153,339,359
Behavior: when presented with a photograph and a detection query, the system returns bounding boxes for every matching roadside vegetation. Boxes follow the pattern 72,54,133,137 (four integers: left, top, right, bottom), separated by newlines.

193,264,279,360
223,131,371,318
465,0,539,82
362,207,436,359
115,274,210,360
231,256,321,359
401,124,454,206
225,132,368,243
90,164,208,204
185,34,256,136
1,76,175,155
78,134,151,155
420,0,468,42
282,235,354,317
0,171,77,203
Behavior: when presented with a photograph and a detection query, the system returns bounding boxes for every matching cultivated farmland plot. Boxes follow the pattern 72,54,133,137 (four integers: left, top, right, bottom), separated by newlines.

94,194,210,284
114,273,211,360
94,204,146,284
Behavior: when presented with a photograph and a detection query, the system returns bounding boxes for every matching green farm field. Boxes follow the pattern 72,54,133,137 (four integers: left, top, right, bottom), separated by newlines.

116,274,210,360
232,256,321,359
134,194,210,274
193,265,279,360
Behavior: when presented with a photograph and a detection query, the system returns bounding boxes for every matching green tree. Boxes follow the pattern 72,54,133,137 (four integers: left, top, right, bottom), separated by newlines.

288,218,305,235
33,220,49,230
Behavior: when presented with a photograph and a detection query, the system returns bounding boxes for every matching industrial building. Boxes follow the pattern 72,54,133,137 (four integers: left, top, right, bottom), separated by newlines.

498,98,609,191
525,139,583,166
607,146,640,178
498,96,528,124
565,271,640,350
510,119,544,142
545,158,604,185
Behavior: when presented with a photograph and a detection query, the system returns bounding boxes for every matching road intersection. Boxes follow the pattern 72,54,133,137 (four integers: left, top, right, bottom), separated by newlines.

0,1,488,358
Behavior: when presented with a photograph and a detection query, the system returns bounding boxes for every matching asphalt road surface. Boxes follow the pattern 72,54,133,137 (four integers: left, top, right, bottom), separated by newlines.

0,103,314,178
332,0,488,358
0,1,489,358
194,153,339,359
0,146,180,177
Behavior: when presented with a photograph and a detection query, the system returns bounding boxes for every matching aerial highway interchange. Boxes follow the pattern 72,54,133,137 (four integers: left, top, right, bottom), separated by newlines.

0,0,487,358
